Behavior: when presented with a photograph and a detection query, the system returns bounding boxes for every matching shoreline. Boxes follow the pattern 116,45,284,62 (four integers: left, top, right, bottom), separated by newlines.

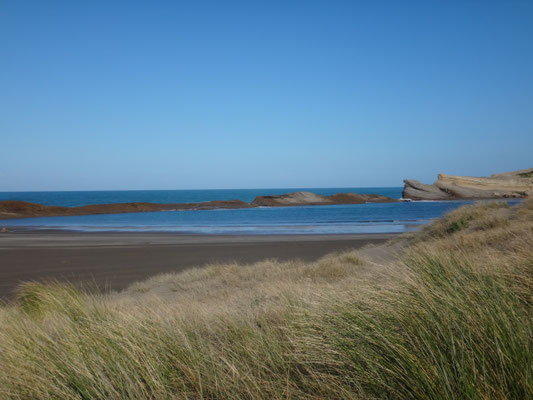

0,231,398,300
0,230,397,247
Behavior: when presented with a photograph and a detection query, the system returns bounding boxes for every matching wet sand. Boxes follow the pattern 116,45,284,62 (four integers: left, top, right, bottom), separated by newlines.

0,232,396,301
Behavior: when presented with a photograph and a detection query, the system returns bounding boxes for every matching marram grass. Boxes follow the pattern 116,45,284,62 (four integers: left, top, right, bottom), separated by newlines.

0,201,531,399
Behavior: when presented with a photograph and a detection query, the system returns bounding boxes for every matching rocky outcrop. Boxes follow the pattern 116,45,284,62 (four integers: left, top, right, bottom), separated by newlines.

0,192,398,220
251,192,397,207
251,192,331,206
328,193,395,204
403,168,533,200
402,180,455,200
0,200,253,220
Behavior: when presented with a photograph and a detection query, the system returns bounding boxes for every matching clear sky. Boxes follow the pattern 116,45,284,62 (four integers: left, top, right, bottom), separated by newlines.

1,1,532,191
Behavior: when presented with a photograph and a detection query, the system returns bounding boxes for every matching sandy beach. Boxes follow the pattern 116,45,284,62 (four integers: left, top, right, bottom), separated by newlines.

0,231,395,300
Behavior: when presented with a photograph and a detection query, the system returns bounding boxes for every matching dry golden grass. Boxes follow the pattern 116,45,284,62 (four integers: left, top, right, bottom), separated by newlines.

114,250,375,319
0,200,531,399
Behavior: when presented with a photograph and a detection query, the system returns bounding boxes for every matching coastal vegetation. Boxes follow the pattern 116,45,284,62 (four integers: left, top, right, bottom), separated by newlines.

0,200,531,399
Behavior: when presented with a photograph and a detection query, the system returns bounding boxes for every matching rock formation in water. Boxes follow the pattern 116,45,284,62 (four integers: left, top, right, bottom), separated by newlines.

0,200,253,220
251,192,396,206
403,167,533,200
0,191,398,220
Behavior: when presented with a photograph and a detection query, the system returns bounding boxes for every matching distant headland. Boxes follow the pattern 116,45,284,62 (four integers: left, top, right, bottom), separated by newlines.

0,192,396,220
403,167,533,200
2,167,531,220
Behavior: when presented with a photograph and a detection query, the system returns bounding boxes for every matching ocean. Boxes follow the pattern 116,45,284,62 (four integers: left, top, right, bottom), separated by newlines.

0,188,513,235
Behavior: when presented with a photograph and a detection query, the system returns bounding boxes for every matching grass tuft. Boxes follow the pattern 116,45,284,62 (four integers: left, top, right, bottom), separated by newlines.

16,281,84,317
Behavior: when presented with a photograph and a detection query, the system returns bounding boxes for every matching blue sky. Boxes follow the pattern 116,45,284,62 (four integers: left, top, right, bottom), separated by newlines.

1,0,532,191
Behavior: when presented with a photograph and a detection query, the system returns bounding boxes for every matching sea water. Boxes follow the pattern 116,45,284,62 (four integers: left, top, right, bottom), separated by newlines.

0,188,514,234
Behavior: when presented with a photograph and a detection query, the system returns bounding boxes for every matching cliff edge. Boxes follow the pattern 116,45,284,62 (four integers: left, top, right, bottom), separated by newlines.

403,168,533,200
